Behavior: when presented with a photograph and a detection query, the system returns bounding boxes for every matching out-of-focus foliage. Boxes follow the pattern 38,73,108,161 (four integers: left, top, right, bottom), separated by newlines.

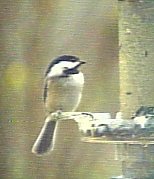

5,62,27,90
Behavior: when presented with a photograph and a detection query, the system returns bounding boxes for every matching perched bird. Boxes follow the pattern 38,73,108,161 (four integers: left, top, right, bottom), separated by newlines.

32,55,85,155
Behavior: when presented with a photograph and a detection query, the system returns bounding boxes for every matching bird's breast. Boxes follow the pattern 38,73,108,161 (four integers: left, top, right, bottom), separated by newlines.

45,73,84,113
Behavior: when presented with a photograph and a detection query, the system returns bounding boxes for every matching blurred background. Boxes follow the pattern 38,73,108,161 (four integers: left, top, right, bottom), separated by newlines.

1,0,120,178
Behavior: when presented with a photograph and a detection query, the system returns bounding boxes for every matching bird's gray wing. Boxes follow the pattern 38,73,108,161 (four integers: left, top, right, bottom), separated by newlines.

43,82,48,103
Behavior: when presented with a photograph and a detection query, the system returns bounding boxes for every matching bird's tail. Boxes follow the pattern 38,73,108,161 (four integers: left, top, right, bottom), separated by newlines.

32,116,58,156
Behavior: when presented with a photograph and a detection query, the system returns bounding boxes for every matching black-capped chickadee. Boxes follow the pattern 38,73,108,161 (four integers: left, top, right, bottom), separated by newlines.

32,55,85,155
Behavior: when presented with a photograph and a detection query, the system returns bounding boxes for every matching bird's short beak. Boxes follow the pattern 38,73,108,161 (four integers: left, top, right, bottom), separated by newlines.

63,60,86,75
75,61,86,69
74,61,86,69
79,61,86,65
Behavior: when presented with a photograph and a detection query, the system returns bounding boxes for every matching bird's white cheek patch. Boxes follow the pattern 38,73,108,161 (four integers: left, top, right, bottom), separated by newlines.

47,68,63,78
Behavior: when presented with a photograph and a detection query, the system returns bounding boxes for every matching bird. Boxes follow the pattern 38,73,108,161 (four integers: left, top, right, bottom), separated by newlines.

32,55,85,155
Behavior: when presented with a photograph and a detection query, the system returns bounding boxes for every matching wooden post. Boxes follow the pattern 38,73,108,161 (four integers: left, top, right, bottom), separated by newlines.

119,0,154,119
